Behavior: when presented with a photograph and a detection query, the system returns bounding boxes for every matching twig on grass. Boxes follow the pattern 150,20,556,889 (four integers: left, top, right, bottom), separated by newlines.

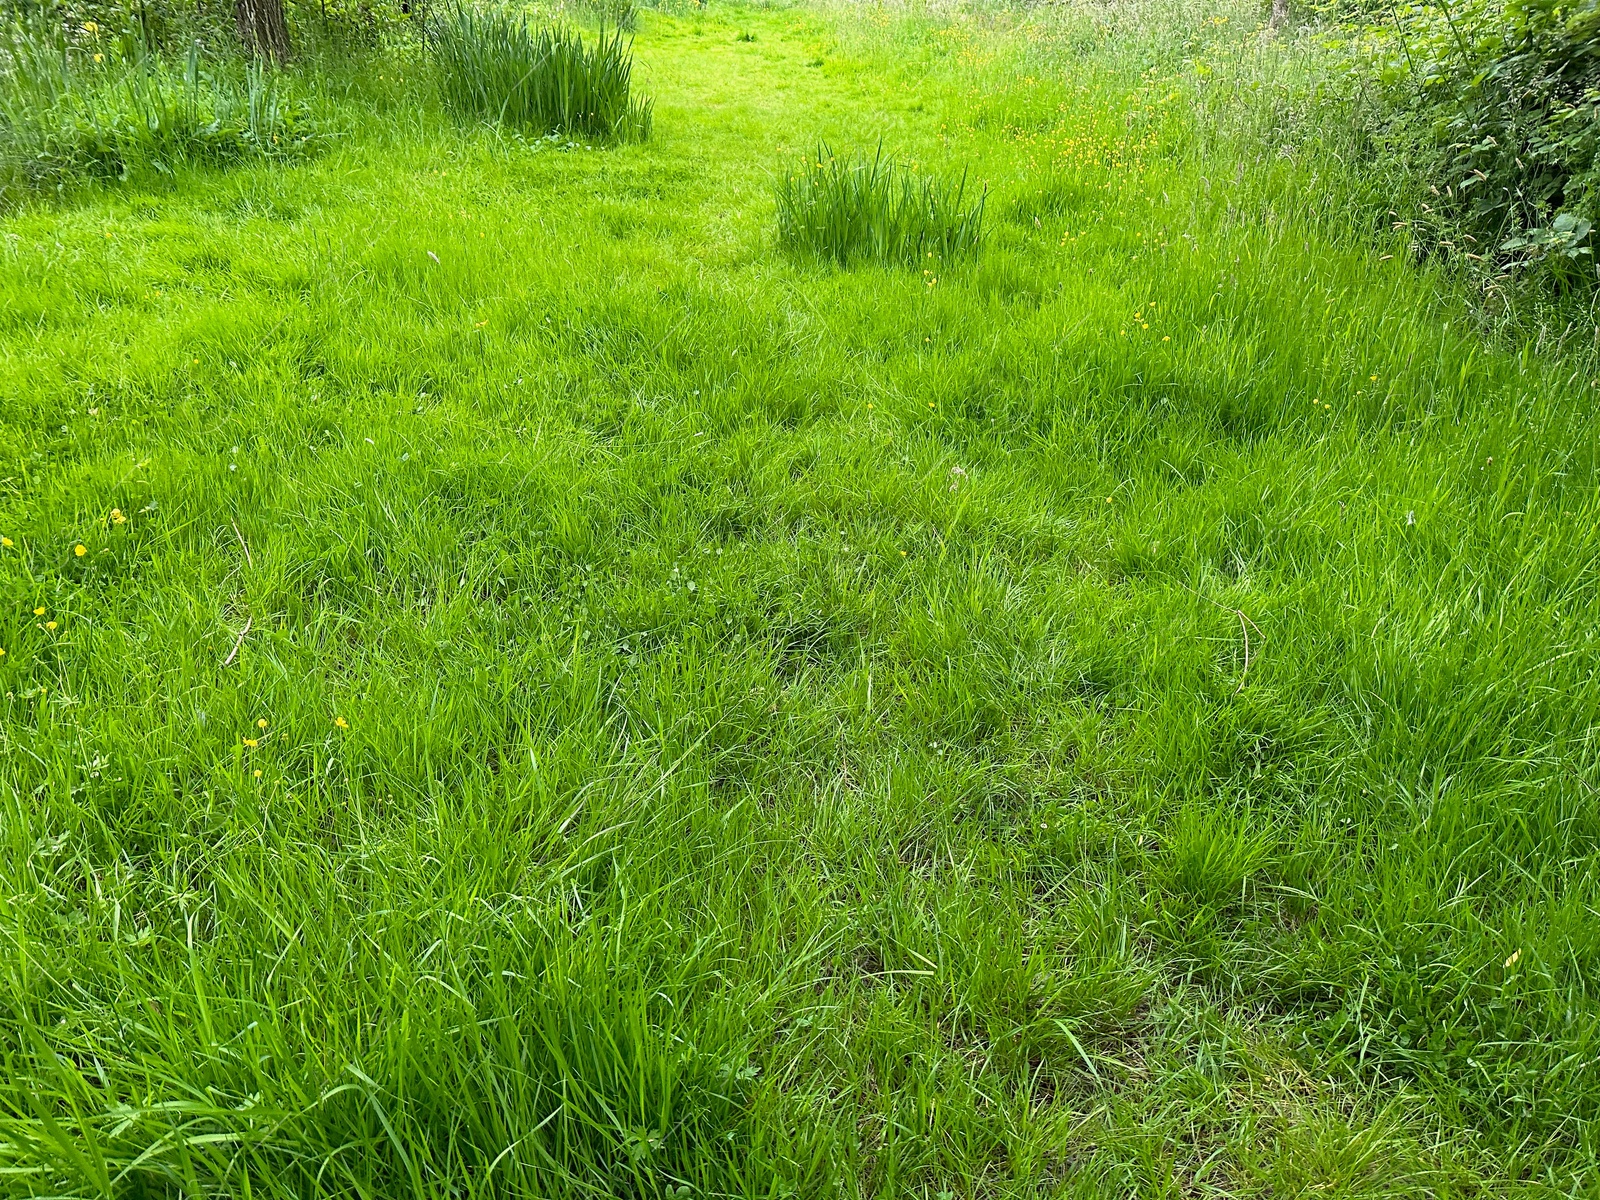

222,616,252,667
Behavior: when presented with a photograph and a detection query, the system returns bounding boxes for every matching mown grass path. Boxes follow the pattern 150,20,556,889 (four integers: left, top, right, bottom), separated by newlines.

1,5,1597,1196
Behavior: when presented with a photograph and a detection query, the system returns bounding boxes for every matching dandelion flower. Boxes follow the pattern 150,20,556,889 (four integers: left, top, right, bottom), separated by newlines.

44,620,57,631
334,716,349,730
74,544,86,557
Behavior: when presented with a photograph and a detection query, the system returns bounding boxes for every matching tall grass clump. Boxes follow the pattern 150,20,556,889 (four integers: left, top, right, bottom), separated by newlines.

430,5,651,141
0,18,315,205
775,141,986,267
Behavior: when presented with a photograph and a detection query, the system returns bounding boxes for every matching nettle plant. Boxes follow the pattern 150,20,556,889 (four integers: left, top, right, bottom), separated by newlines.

1373,0,1600,283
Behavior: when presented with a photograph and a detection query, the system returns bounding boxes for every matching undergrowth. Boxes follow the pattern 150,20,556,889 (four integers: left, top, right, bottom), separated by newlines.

0,19,316,205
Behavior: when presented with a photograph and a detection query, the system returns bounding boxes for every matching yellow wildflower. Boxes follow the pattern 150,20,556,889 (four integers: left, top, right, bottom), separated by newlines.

253,769,263,778
73,544,86,557
334,716,349,729
44,620,57,631
110,508,125,525
242,737,259,748
257,718,268,730
1,537,11,547
33,607,44,616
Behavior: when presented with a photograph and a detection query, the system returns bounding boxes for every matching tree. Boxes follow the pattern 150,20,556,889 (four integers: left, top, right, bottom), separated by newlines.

235,0,290,61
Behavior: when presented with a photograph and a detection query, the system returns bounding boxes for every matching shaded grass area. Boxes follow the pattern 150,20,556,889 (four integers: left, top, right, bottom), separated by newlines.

0,2,1597,1195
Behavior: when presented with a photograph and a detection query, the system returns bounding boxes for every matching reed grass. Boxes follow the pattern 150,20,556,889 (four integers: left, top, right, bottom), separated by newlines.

775,140,985,266
430,5,651,141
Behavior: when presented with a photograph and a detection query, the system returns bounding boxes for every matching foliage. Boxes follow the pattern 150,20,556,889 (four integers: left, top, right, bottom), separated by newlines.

1351,0,1600,284
429,4,650,140
774,141,986,266
0,17,317,205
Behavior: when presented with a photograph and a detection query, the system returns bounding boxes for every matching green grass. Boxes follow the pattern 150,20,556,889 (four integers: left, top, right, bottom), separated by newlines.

775,141,986,267
431,5,651,141
0,0,1598,1195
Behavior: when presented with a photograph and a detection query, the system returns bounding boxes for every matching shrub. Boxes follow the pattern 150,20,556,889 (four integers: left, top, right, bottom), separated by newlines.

774,142,986,267
1360,0,1600,284
0,19,317,205
429,5,651,141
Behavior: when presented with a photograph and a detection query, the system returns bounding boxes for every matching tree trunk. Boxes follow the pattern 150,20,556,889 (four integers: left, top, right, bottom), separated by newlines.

235,0,290,62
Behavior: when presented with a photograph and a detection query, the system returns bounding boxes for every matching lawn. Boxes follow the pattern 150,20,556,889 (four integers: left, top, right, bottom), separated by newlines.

1,1,1598,1195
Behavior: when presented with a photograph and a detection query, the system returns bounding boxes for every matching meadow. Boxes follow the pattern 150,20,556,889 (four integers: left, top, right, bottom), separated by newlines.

1,0,1599,1195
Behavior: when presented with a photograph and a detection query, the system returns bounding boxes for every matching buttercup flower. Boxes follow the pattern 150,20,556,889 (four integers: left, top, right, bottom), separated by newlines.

74,544,86,557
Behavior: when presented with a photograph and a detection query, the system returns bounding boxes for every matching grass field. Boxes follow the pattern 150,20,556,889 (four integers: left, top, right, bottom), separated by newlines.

2,1,1599,1195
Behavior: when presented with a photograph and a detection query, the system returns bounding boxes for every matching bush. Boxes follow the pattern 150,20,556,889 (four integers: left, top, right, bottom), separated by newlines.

774,142,987,267
0,18,317,205
429,5,651,141
1361,0,1600,284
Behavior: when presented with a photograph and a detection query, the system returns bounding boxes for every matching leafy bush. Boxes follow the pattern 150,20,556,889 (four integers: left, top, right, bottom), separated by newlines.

774,142,986,267
1362,0,1600,283
0,18,317,205
429,5,650,141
